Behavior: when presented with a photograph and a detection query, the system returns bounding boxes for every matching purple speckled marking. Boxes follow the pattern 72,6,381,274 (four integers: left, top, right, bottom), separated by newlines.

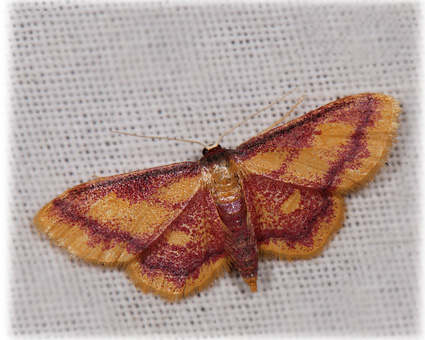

243,174,336,249
138,189,226,287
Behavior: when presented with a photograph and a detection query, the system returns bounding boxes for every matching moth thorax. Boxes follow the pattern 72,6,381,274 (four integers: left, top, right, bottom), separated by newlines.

209,160,242,205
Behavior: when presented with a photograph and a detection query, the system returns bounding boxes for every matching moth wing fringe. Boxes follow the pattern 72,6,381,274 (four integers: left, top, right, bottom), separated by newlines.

125,257,232,302
34,209,136,267
337,95,400,195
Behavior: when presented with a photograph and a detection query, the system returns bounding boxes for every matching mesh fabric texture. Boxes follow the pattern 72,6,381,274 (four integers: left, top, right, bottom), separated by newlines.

9,1,420,337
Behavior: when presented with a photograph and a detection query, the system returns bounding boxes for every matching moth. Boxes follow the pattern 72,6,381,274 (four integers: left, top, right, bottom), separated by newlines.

34,93,399,300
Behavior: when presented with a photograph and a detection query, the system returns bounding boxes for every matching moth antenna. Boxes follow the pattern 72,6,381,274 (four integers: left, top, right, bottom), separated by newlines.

110,129,208,149
209,87,297,150
261,93,305,134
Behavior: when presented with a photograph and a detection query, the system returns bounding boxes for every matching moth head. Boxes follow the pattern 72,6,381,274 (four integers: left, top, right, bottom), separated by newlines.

202,144,222,156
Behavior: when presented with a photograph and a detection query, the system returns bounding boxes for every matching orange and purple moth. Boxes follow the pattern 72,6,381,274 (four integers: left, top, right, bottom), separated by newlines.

34,93,399,300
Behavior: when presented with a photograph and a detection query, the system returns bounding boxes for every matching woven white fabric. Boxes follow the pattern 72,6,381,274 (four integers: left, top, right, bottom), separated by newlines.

9,1,420,337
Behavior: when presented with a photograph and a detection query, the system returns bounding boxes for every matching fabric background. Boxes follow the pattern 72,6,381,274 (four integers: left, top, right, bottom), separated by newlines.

8,0,421,338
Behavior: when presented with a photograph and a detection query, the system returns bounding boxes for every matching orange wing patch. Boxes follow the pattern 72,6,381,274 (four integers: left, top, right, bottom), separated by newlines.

127,189,228,300
236,94,399,193
242,174,344,259
34,162,202,265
